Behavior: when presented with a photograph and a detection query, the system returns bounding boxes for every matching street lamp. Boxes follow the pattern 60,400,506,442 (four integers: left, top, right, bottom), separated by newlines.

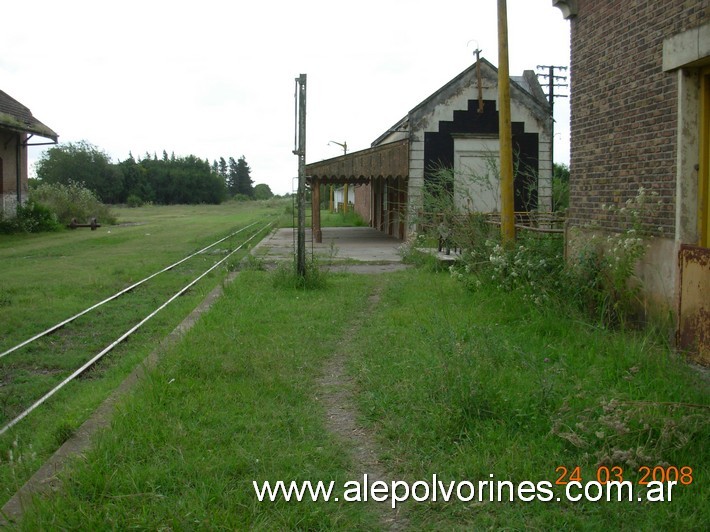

328,140,347,154
328,140,348,213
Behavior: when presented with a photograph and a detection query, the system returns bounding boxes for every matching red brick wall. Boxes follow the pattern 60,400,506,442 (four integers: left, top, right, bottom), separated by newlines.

354,184,371,224
570,0,708,236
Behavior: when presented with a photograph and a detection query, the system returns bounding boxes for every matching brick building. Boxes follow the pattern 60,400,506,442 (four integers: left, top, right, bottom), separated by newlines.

0,90,58,215
554,0,709,358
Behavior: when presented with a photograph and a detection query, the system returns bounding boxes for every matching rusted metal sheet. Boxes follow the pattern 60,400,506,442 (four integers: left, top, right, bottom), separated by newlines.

678,245,710,365
306,139,409,184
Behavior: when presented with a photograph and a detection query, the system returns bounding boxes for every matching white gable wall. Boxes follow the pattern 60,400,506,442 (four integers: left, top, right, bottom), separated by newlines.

406,70,552,225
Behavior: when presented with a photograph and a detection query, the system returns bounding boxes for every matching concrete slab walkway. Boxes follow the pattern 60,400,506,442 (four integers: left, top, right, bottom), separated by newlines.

252,227,410,273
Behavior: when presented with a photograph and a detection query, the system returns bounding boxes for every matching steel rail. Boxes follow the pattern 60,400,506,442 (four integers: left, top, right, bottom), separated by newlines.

0,221,273,437
0,220,261,360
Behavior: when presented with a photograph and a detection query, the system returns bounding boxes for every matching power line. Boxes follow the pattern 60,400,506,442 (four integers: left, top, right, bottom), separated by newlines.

536,65,568,164
536,65,568,112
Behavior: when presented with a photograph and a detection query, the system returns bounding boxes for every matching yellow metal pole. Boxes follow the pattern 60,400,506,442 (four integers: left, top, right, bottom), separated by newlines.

497,0,516,244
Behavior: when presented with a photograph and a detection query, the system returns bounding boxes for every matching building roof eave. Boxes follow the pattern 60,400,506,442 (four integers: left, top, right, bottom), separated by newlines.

0,90,59,143
306,139,409,184
0,116,59,143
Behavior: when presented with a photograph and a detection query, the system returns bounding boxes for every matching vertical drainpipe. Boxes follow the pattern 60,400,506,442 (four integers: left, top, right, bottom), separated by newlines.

16,134,21,207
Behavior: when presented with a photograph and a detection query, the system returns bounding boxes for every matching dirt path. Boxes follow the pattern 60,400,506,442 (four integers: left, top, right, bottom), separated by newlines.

317,283,409,530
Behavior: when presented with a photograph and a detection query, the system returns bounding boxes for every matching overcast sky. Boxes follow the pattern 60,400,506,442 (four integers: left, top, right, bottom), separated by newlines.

1,0,570,195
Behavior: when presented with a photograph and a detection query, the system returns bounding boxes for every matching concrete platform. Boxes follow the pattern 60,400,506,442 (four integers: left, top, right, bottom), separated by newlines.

252,227,410,272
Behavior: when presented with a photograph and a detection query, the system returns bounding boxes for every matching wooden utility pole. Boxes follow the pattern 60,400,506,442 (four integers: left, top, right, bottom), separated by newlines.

497,0,515,244
294,74,307,276
536,64,568,165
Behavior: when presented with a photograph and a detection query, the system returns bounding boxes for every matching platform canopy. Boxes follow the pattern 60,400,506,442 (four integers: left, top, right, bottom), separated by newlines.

305,138,409,185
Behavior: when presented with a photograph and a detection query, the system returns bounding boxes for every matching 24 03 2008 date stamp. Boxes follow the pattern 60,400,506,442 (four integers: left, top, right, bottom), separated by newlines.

551,465,694,502
555,465,694,486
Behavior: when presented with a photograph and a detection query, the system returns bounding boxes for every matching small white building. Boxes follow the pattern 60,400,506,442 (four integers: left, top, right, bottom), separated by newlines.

372,57,553,218
306,58,553,240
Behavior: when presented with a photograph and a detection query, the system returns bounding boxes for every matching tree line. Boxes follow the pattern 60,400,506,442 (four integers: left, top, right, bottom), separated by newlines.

34,141,274,205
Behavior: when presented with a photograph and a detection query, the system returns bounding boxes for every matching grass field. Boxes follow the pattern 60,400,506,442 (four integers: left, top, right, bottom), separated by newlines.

8,267,709,529
0,200,283,507
2,203,708,529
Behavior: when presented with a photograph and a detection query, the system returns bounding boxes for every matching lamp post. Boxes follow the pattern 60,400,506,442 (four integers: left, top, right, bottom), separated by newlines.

328,140,348,213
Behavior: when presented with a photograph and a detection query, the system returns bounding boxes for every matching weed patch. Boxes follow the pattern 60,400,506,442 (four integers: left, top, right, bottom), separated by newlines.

349,270,709,528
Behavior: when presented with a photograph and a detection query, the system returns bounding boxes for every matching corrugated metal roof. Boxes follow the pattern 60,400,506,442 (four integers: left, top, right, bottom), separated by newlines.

0,90,58,141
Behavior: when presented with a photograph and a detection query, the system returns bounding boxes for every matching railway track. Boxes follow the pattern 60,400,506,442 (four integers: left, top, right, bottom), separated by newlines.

0,220,274,437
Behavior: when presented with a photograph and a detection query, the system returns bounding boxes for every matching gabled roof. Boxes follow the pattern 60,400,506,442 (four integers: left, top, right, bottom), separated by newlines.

0,90,58,142
372,57,550,146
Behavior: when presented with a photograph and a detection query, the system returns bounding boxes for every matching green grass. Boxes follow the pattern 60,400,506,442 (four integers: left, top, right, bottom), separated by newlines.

16,272,379,529
348,270,709,528
3,226,707,528
279,206,366,229
0,217,710,530
0,202,281,507
320,210,366,227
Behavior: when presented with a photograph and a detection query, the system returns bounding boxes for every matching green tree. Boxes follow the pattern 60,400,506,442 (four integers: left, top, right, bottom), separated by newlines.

233,155,254,198
218,157,228,180
253,183,274,200
35,141,123,203
134,152,226,205
552,162,570,212
228,157,239,197
117,154,153,203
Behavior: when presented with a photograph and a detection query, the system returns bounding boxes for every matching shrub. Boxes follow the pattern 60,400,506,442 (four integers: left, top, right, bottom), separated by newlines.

30,181,116,225
0,200,62,234
565,187,659,327
126,194,144,208
552,163,570,212
450,232,566,306
445,186,656,329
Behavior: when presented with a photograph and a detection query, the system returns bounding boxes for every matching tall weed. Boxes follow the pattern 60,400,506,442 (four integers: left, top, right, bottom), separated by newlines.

0,200,61,234
30,180,116,225
447,186,659,329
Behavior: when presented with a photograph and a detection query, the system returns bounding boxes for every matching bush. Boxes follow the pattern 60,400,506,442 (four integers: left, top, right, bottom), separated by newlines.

446,186,656,329
552,163,570,212
126,194,144,208
450,232,566,306
0,200,62,234
30,181,116,225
